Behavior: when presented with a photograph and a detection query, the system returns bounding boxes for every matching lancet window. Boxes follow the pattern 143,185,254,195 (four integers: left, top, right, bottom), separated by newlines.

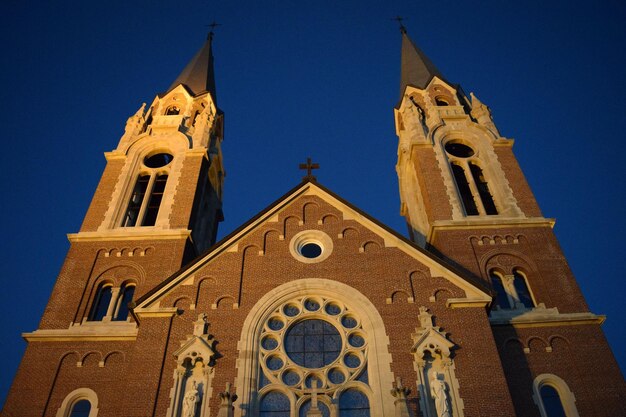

121,152,173,227
444,141,498,216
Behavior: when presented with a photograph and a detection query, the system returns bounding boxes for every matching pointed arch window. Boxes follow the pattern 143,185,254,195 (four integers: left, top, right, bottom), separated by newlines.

444,141,498,216
121,152,173,227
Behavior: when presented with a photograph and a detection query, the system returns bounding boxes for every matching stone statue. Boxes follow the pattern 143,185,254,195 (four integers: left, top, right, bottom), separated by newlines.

430,374,451,417
182,381,200,417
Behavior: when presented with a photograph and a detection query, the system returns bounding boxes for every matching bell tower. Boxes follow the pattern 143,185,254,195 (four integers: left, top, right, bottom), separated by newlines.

80,31,224,255
394,28,625,414
1,33,226,417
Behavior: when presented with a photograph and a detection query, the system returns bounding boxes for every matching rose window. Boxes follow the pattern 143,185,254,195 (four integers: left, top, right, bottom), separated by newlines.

259,296,368,395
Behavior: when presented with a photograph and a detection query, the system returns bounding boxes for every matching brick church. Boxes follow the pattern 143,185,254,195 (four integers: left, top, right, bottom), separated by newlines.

2,27,624,417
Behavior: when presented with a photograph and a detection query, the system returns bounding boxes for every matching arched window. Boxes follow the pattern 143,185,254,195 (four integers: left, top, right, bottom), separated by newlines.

451,163,478,215
339,389,370,417
469,163,497,214
89,282,135,322
533,374,579,417
258,297,370,416
435,97,449,106
489,269,535,310
121,152,173,227
444,141,498,216
490,272,510,309
113,283,135,321
259,391,290,417
56,388,98,417
540,385,567,417
88,283,113,321
513,269,534,308
165,105,180,115
236,279,395,416
68,399,91,417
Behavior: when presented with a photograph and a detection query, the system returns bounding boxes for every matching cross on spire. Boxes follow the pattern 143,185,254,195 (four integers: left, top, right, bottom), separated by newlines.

392,16,407,34
206,20,222,40
299,157,319,181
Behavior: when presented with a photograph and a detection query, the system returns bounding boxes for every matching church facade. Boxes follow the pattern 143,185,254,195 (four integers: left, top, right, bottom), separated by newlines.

1,29,624,417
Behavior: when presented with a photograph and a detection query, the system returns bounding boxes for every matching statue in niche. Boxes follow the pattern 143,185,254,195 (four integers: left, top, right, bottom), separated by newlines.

182,381,200,417
430,373,451,417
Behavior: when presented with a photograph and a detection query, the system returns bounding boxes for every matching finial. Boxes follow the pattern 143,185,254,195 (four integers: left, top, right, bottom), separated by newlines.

392,16,407,34
299,157,320,182
206,20,222,40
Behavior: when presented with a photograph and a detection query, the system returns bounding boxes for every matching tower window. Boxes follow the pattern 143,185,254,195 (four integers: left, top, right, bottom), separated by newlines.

445,142,498,216
435,97,449,106
451,163,478,215
89,283,113,321
489,269,535,310
490,273,510,309
122,175,150,227
142,174,168,226
88,282,135,322
113,283,135,321
540,385,567,417
68,399,91,417
165,105,180,115
121,153,173,228
469,163,498,214
513,270,534,308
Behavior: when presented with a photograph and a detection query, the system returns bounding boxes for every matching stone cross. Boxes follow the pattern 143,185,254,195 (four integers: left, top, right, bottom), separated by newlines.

306,380,323,417
299,157,320,181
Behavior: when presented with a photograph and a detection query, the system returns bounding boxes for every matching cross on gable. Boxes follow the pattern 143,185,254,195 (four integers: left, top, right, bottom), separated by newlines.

299,157,320,181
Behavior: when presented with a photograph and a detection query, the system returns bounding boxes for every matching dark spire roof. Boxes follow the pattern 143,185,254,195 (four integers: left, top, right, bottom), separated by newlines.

168,32,217,99
400,30,445,98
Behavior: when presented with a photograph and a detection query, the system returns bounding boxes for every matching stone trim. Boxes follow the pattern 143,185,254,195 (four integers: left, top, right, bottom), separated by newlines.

55,387,99,417
532,374,579,417
489,309,605,327
24,322,138,342
68,229,191,242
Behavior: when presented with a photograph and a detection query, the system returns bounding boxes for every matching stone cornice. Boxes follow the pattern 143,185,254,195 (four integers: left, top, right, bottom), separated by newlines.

429,217,555,242
68,229,192,243
489,310,605,328
23,323,138,342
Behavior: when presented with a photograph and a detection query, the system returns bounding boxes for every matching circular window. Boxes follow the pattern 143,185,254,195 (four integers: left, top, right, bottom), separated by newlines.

444,142,474,158
289,230,333,263
285,319,341,368
259,296,367,395
144,153,174,168
301,243,322,258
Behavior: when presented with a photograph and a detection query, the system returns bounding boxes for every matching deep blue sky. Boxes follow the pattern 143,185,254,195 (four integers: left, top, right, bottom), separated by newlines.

1,0,624,407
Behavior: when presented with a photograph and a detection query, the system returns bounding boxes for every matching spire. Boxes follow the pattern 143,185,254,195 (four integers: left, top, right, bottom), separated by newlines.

168,31,217,100
399,30,445,98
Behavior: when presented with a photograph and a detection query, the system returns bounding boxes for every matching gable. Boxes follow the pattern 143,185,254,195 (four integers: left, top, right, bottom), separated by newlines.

133,181,491,316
